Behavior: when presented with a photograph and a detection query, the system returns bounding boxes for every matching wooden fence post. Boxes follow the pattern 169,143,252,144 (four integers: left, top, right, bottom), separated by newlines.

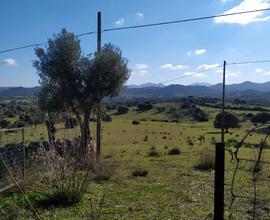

214,142,225,220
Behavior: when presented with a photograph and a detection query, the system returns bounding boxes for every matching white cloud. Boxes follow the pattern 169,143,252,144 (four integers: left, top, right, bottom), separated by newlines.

182,63,219,78
197,64,220,71
221,0,232,2
132,64,149,76
263,71,270,75
214,0,270,25
195,49,207,55
136,64,149,70
255,68,264,73
187,49,207,56
136,12,144,18
2,58,16,66
255,68,270,75
115,18,125,26
160,64,188,70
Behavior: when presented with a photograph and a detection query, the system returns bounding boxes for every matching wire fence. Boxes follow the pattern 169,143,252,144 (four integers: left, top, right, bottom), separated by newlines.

0,128,25,193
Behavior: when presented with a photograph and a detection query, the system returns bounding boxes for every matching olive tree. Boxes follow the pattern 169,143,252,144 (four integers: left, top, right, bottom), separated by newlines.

34,29,130,155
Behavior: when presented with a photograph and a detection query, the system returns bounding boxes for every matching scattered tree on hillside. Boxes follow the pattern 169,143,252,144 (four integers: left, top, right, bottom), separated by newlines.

214,112,240,132
251,112,270,124
137,102,153,111
117,105,129,115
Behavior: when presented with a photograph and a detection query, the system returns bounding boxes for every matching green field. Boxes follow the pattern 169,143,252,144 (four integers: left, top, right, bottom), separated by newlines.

1,103,270,219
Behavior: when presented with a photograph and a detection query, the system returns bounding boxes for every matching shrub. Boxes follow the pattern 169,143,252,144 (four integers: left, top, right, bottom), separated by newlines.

156,106,166,113
147,148,160,157
117,105,129,115
194,148,215,171
132,169,148,177
132,120,140,125
102,114,112,122
27,141,94,208
168,147,181,155
137,102,153,111
251,112,270,123
143,136,148,142
0,119,10,128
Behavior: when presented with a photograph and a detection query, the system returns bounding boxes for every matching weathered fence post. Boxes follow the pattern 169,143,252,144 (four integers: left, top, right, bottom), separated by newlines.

214,142,225,220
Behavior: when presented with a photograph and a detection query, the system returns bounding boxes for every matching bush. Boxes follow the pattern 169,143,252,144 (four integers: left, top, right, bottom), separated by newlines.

0,119,10,128
27,141,94,208
132,120,140,125
168,147,181,155
132,169,148,177
137,102,153,111
117,105,129,115
147,148,160,157
13,120,27,128
194,148,215,171
251,112,270,123
102,114,112,122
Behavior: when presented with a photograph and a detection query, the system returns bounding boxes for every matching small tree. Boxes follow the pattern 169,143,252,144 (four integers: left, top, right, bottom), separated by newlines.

117,105,129,115
34,29,129,155
214,112,240,132
0,119,10,128
251,112,270,124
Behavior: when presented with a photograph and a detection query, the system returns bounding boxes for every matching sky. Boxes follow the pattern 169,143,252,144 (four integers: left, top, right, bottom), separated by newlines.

1,0,270,87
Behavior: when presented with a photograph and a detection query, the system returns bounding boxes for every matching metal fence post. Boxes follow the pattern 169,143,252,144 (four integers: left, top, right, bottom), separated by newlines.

214,142,225,220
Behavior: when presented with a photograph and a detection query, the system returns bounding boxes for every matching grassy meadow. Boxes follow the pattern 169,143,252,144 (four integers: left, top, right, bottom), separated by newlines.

1,102,270,219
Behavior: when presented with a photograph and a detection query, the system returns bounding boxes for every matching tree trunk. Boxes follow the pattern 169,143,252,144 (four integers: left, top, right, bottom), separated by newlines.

80,112,90,156
46,120,55,150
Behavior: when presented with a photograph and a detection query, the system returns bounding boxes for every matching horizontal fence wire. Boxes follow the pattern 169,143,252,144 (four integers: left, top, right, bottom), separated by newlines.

0,144,25,192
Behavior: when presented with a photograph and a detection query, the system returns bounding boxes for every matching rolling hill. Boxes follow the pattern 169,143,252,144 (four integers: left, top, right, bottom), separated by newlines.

1,81,270,101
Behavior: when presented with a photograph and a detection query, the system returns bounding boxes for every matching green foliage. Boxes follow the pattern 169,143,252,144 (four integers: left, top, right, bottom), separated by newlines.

167,147,181,155
132,169,148,177
89,44,130,103
34,29,130,152
251,112,270,123
214,112,240,132
0,119,10,128
132,120,140,125
117,105,129,115
137,102,153,111
147,147,160,157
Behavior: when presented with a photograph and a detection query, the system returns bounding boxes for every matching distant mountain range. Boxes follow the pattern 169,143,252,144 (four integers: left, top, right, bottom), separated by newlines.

127,83,165,88
2,81,270,101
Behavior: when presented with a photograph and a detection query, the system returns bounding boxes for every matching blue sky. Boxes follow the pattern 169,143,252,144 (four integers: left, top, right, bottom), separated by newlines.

1,0,270,87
